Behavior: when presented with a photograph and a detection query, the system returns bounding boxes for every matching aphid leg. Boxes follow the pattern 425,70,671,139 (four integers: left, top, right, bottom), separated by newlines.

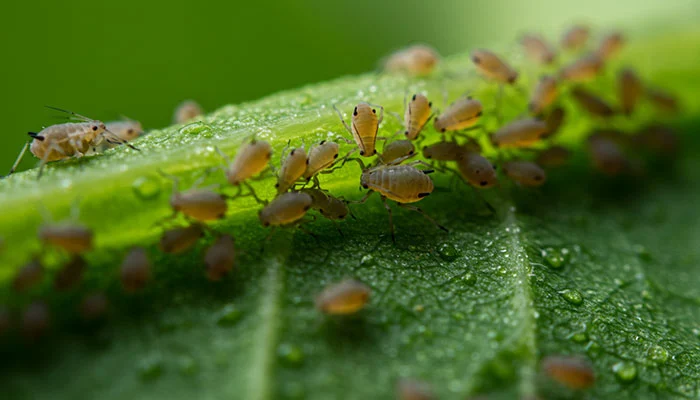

243,181,267,206
279,140,292,165
387,153,418,166
37,142,67,179
103,129,140,151
296,223,319,242
5,142,31,177
332,104,354,135
375,105,385,125
214,146,232,164
158,170,181,194
404,160,434,169
381,196,396,243
470,187,497,215
331,220,344,237
397,203,449,233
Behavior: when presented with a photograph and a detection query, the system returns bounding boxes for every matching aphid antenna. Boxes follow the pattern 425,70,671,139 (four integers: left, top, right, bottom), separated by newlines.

341,157,366,171
214,146,232,164
331,104,354,136
44,106,93,122
242,181,267,206
104,128,140,151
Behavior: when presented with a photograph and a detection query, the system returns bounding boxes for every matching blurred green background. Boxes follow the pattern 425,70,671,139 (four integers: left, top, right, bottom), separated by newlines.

1,0,696,173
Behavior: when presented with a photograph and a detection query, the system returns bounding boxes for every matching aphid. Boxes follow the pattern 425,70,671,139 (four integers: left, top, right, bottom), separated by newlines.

381,140,415,164
618,68,643,116
542,107,565,138
315,279,371,315
79,293,109,321
588,134,628,176
596,32,624,60
120,247,151,292
396,378,435,400
558,54,603,82
561,25,590,50
302,188,351,221
162,173,228,222
456,151,499,188
53,255,86,291
173,100,204,124
542,355,595,389
521,34,556,64
0,306,10,336
258,192,313,227
276,146,308,194
334,102,384,157
635,124,678,155
22,301,50,340
471,49,518,84
159,224,204,254
422,140,466,161
204,235,235,281
433,97,483,133
536,146,571,167
6,107,138,178
383,44,440,76
304,141,340,180
219,139,272,185
12,259,44,292
571,87,615,118
39,222,94,254
490,118,549,148
529,75,558,115
402,94,433,140
502,161,547,187
646,87,679,113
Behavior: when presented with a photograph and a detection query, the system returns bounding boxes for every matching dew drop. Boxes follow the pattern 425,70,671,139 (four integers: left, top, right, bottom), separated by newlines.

612,361,637,382
277,343,304,367
132,176,162,200
646,345,669,364
560,289,583,305
438,243,461,261
360,254,374,266
216,304,242,326
569,332,588,343
138,355,164,381
542,247,567,268
462,273,477,285
178,121,212,137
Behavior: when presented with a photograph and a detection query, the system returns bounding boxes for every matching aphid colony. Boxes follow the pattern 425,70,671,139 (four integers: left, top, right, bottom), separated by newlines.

1,24,681,395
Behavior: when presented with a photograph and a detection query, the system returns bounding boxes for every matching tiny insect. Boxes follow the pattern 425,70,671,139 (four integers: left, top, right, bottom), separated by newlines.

381,140,415,164
218,139,272,185
315,279,371,315
13,259,44,292
433,97,483,133
422,139,466,162
54,255,86,291
301,188,352,235
456,151,499,188
646,87,679,113
401,94,434,140
173,100,204,124
521,34,556,64
6,107,138,178
396,378,435,400
558,54,603,83
120,247,151,292
529,75,558,115
536,146,571,167
471,49,518,84
490,118,549,148
571,87,615,118
587,134,628,176
383,44,439,76
542,355,595,389
22,301,50,340
304,140,340,180
39,221,94,254
276,145,308,194
259,191,313,228
79,293,109,321
502,161,547,187
159,224,204,254
542,107,565,138
204,235,235,282
95,119,144,151
618,68,643,116
334,102,384,157
635,124,678,156
596,32,624,60
162,172,228,222
561,25,590,50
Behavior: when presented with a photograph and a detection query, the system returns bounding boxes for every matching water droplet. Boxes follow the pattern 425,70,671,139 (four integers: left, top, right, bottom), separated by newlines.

132,176,162,200
462,273,477,285
438,243,460,261
560,289,583,305
138,355,164,381
585,341,602,357
216,304,242,326
646,345,669,364
277,343,304,367
542,247,567,269
569,332,588,343
359,254,374,266
612,361,637,382
178,356,199,376
178,121,212,137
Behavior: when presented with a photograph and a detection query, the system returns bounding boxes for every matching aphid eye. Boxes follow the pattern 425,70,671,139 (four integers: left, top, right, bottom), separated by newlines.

333,153,339,159
263,222,270,227
339,214,346,219
362,184,369,189
428,102,432,107
467,96,472,100
492,164,497,170
353,107,358,116
441,128,446,133
372,109,376,114
472,56,481,63
290,149,296,155
480,181,488,186
412,94,417,101
409,150,414,155
404,131,409,136
360,150,365,156
303,205,311,211
476,111,483,117
320,209,325,214
320,140,326,144
274,183,279,188
92,126,98,131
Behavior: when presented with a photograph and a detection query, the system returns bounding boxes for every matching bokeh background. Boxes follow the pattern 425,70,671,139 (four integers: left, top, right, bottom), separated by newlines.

2,0,697,173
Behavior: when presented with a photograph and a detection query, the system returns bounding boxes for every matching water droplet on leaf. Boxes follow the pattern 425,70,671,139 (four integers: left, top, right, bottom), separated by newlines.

560,289,583,305
646,345,669,364
438,243,460,261
132,176,162,200
612,361,637,382
543,247,567,268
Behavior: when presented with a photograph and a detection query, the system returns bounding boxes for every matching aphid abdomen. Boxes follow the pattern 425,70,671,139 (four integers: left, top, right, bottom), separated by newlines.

471,49,518,84
405,94,432,140
521,34,556,64
159,224,204,254
277,148,308,193
120,247,151,292
502,161,546,187
558,55,603,82
571,88,615,117
204,235,235,281
384,45,439,76
259,192,313,227
536,146,571,167
529,75,558,115
597,32,624,60
13,260,44,292
352,103,379,156
227,141,272,185
174,100,203,124
542,355,595,389
561,25,590,50
433,98,483,132
315,279,371,315
304,141,339,179
491,119,549,148
172,190,228,221
456,152,498,188
369,165,433,203
39,224,94,254
30,123,94,161
382,140,415,164
422,141,465,161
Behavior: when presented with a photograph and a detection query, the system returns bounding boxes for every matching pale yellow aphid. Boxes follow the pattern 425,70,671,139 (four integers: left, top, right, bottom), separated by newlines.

542,107,565,139
276,146,308,194
304,140,340,180
618,68,643,116
558,54,603,83
588,134,628,176
402,94,433,140
471,49,518,84
204,235,235,282
159,224,204,254
258,192,313,227
384,44,440,76
22,301,50,340
120,247,151,293
422,140,466,161
635,124,678,156
173,100,203,124
54,255,86,291
521,34,556,64
39,222,94,254
381,140,415,164
163,173,228,222
302,188,350,221
502,161,546,187
433,97,483,133
315,278,371,315
7,107,138,178
456,151,498,188
79,293,109,321
646,87,679,113
529,75,558,115
542,355,595,390
536,146,571,168
220,139,272,185
103,119,143,145
596,32,624,60
561,25,590,50
396,378,435,400
335,102,384,157
490,118,549,148
571,87,615,118
13,259,44,292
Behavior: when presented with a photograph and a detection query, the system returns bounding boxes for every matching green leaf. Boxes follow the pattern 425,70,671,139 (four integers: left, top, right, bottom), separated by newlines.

1,24,700,400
